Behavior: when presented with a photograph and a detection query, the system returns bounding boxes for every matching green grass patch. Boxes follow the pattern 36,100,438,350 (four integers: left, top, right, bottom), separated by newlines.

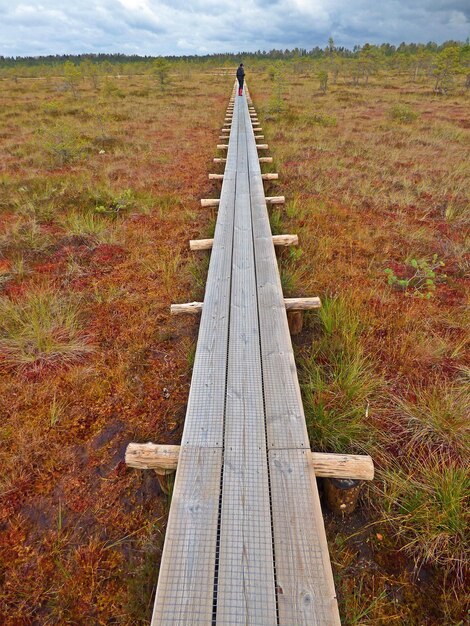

388,103,420,123
302,296,379,453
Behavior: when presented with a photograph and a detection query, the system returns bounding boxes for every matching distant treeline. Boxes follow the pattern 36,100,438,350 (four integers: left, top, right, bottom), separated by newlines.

0,40,468,68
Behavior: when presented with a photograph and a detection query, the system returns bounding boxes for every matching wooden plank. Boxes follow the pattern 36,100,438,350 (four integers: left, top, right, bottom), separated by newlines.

269,449,341,625
178,173,234,447
241,93,310,448
216,92,277,624
151,447,222,625
178,87,240,448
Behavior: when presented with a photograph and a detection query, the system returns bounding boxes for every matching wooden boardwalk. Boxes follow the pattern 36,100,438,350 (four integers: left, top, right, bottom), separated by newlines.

151,85,341,625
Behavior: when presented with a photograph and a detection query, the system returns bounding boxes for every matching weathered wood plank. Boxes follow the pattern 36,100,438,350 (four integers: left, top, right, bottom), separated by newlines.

245,116,310,448
269,449,341,625
178,82,240,448
151,447,222,625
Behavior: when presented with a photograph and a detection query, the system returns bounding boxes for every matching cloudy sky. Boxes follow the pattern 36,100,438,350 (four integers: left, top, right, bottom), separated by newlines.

0,0,468,58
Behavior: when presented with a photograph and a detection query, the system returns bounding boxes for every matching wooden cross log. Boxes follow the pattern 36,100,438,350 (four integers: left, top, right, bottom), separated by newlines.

201,196,284,208
217,144,229,149
259,157,273,163
200,198,220,207
171,301,203,315
213,158,226,163
256,144,269,150
254,135,265,139
284,297,321,310
171,296,320,315
265,195,285,205
209,172,278,181
125,443,374,481
190,234,298,251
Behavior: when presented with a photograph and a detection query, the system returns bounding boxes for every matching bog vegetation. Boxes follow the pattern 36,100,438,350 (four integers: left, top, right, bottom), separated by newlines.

0,40,468,624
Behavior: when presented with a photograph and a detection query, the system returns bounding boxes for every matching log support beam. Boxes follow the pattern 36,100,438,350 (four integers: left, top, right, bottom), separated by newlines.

171,296,321,316
201,195,284,208
209,172,278,181
125,443,374,482
190,233,298,251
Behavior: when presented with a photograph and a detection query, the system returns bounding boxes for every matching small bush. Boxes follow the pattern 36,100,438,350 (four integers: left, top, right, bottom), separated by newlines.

385,254,446,299
40,122,89,166
388,104,419,123
94,189,134,218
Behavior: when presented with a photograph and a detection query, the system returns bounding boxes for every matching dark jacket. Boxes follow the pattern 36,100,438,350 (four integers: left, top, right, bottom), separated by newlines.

236,65,245,81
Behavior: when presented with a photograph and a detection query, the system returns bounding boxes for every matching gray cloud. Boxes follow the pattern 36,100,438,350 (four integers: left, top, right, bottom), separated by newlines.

0,0,468,57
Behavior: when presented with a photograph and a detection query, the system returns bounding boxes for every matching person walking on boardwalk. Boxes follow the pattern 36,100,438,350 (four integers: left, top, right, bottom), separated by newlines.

237,63,245,95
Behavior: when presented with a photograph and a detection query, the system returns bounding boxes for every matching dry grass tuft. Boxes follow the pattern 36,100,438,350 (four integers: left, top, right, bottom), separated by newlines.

382,458,469,576
0,289,93,372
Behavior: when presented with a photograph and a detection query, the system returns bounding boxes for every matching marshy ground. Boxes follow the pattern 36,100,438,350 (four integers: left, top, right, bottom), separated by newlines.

0,64,468,624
